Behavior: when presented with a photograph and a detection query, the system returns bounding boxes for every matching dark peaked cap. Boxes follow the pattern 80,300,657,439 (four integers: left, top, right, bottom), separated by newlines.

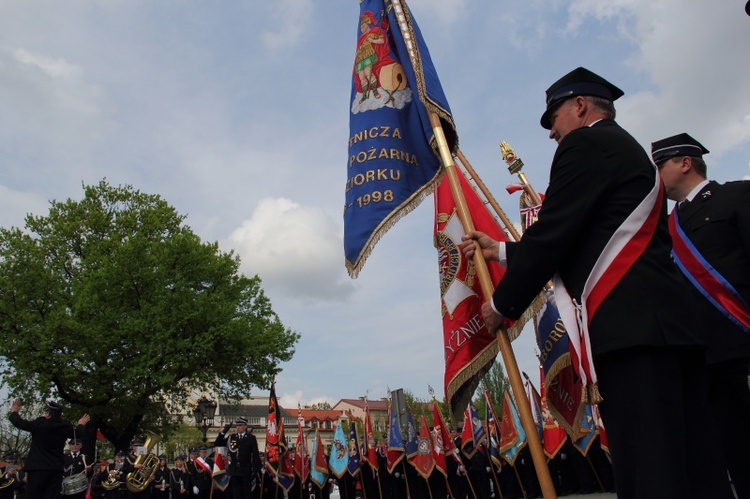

541,67,624,129
46,400,63,413
651,132,709,164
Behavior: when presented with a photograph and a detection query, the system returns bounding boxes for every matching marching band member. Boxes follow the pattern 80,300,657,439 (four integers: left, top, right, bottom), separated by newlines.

62,438,90,499
7,398,89,499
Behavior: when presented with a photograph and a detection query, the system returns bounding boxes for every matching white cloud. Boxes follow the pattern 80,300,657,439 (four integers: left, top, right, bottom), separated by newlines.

564,0,750,159
278,390,334,410
227,198,355,302
0,47,111,139
260,0,313,50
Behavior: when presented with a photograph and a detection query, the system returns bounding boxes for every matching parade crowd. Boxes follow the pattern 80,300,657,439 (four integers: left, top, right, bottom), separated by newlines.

3,64,749,499
2,407,615,499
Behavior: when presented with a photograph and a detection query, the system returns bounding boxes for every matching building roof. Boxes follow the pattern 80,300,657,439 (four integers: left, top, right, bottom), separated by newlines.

299,409,343,422
334,398,389,411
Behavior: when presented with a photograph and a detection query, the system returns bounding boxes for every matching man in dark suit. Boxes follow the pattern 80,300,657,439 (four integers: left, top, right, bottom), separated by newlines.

462,67,732,498
7,398,89,499
652,132,750,498
214,417,261,499
62,438,91,498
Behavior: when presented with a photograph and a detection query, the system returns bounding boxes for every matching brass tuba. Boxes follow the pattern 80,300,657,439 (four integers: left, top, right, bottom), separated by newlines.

0,471,14,490
125,431,162,493
101,469,122,491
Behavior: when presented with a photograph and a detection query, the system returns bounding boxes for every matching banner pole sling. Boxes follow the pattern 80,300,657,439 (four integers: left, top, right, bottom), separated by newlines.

429,112,556,499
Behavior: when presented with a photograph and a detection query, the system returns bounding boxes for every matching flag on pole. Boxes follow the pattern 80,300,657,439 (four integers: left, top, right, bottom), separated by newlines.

212,446,230,491
536,287,587,437
572,405,598,457
592,404,610,459
460,405,474,459
345,0,458,277
265,381,287,476
460,400,486,459
483,389,504,468
347,419,362,476
294,407,310,483
363,403,379,471
523,372,544,442
539,366,567,459
404,410,419,460
310,429,329,489
386,406,405,473
430,402,449,476
409,415,436,479
329,422,349,478
499,390,527,466
328,421,349,478
276,451,295,493
435,166,523,422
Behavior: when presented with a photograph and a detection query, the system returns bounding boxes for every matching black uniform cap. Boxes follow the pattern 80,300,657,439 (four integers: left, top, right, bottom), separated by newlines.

541,67,624,129
46,400,63,413
651,132,709,164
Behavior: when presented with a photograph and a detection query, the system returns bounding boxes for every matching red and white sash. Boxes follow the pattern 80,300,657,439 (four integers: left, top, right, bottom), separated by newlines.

669,209,750,334
554,170,665,403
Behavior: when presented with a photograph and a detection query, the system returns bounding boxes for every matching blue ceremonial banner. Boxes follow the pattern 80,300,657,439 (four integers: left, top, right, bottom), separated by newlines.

536,288,587,438
386,406,405,472
483,390,503,468
500,391,527,466
468,400,487,448
345,0,457,277
572,405,598,456
310,430,328,488
347,420,362,476
329,422,349,478
404,410,419,458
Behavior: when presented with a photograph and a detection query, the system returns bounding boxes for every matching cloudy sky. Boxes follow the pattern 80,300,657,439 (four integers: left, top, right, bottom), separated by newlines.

1,0,749,410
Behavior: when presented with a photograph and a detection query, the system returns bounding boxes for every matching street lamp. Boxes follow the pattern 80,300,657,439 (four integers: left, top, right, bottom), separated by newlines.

192,395,217,443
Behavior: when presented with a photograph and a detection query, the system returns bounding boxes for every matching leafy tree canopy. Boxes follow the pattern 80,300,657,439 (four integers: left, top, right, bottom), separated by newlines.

473,360,509,421
0,180,299,451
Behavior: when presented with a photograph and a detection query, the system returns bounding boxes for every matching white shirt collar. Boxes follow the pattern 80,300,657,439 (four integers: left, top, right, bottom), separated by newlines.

684,179,710,202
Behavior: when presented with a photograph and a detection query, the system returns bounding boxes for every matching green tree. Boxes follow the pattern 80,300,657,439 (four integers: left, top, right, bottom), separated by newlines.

0,180,299,452
473,360,509,420
310,402,331,410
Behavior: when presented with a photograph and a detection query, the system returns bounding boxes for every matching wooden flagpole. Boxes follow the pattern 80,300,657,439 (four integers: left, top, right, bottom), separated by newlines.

400,460,412,499
486,443,505,499
456,149,521,242
429,112,557,499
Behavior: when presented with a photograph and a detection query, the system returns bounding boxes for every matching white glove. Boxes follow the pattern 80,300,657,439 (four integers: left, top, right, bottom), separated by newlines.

193,486,199,495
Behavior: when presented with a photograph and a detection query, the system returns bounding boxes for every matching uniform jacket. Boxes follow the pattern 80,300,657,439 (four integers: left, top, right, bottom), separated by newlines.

152,465,170,493
214,430,261,477
675,180,750,363
494,119,701,357
169,466,190,495
63,451,88,477
8,412,85,471
186,457,212,491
